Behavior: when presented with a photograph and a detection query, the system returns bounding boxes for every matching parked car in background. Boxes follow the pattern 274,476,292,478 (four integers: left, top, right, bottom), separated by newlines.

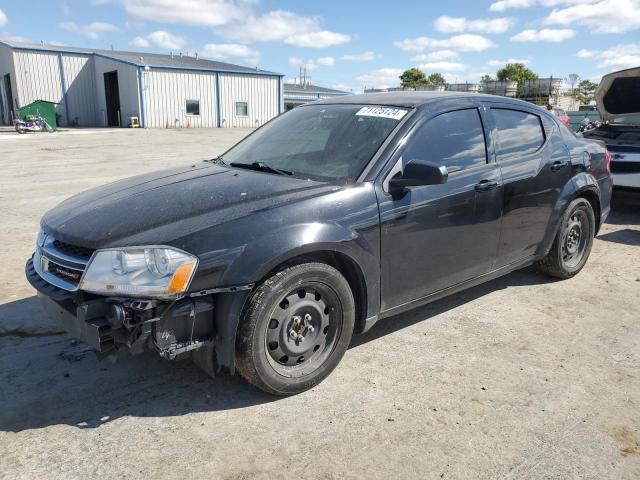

547,105,572,129
27,92,612,395
582,66,640,192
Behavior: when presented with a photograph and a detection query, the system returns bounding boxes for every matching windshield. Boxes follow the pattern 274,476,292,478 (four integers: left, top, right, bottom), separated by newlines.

221,104,409,181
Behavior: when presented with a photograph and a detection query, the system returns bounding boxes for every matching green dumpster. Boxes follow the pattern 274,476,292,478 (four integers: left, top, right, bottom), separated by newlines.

18,100,58,131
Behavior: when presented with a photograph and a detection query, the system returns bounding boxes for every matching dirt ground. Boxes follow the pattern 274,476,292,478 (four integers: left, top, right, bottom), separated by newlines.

1,127,639,480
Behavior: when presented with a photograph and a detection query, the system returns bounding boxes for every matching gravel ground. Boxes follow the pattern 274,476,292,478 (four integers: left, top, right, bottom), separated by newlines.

0,127,639,480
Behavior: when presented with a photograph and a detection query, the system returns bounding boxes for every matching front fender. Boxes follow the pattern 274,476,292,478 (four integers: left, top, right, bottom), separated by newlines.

535,172,601,257
206,223,380,374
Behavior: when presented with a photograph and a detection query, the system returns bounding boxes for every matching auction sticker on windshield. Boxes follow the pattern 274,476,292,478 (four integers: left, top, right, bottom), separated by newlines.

356,106,408,120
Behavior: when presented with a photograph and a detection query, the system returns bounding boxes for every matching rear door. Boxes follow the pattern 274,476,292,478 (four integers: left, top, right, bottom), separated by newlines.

487,104,572,267
376,106,503,311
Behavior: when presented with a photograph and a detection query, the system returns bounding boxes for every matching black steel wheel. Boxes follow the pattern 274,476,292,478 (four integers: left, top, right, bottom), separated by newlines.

535,197,595,279
236,262,355,395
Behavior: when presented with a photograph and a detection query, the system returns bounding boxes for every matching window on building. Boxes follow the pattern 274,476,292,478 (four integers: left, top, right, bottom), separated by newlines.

492,109,545,160
235,101,248,117
401,109,487,172
186,100,200,116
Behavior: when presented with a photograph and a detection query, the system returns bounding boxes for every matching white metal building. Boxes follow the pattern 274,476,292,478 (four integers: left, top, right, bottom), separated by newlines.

0,40,284,128
283,82,350,111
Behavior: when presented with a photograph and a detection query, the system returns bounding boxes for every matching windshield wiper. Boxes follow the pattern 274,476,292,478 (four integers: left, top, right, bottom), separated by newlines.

229,161,294,176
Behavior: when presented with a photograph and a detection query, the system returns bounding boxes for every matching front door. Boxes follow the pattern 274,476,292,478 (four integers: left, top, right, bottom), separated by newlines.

376,107,503,312
103,71,121,127
486,104,572,267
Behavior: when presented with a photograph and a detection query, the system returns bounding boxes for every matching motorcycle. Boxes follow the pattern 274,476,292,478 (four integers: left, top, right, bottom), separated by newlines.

13,115,54,134
577,114,603,133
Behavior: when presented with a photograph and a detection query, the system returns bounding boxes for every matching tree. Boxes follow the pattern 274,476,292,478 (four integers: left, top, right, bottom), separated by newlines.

576,79,599,104
566,73,580,95
480,74,495,84
399,68,430,89
496,63,538,88
427,73,446,87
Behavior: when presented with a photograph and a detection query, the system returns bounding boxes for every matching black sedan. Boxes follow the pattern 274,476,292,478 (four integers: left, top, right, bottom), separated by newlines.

27,92,612,395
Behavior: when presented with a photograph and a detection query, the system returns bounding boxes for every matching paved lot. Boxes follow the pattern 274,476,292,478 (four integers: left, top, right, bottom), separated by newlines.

1,127,639,479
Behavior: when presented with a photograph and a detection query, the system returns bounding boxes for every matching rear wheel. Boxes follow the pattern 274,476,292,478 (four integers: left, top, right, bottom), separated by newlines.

535,197,595,279
236,262,355,396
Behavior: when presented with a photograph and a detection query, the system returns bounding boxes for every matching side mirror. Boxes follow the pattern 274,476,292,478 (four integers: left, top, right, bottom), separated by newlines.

388,159,448,193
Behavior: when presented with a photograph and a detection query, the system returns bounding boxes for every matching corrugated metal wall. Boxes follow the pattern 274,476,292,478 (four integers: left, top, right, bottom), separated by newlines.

12,50,64,117
63,54,99,126
0,43,16,124
3,44,282,128
143,69,218,128
219,73,279,128
94,56,140,127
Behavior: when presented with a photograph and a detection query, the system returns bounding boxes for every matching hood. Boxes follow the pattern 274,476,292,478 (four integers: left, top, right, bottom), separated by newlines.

42,162,334,249
595,66,640,124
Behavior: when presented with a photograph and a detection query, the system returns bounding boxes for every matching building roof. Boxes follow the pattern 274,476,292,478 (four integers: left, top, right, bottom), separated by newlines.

284,83,350,96
0,40,282,76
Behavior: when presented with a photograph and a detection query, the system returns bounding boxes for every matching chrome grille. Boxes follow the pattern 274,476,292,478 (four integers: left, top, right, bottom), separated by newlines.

34,234,95,292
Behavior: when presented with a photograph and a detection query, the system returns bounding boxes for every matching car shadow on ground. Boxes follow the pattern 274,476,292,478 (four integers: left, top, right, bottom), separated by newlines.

0,266,558,433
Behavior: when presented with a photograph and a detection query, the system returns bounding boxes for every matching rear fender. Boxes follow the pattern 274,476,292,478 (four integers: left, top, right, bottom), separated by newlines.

535,173,601,257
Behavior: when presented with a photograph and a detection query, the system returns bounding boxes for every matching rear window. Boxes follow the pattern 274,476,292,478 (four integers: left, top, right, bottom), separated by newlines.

492,109,545,159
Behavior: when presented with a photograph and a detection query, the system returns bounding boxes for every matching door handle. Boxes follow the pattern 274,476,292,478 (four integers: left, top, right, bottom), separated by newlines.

475,180,499,192
550,161,565,171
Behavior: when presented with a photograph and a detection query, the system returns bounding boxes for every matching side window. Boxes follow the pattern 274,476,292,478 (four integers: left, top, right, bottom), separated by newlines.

492,109,545,159
402,109,487,172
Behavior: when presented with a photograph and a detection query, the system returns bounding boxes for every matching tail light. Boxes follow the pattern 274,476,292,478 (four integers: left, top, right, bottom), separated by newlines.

604,149,612,174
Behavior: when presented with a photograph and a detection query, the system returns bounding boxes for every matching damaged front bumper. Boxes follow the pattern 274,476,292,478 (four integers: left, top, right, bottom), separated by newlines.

26,258,216,360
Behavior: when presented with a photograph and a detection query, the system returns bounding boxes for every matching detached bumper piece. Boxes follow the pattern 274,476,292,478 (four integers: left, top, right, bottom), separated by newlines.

26,259,215,360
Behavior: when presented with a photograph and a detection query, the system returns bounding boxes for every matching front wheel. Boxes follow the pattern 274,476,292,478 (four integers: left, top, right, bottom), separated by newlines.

535,197,595,279
236,262,355,396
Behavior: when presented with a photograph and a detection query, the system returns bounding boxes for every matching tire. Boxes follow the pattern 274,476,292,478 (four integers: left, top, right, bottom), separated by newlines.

535,197,595,279
236,262,355,396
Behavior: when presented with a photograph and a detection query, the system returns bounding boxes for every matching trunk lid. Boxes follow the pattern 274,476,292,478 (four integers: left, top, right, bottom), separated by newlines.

595,66,640,125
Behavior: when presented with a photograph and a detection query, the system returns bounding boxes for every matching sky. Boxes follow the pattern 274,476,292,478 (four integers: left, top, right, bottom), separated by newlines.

1,0,639,92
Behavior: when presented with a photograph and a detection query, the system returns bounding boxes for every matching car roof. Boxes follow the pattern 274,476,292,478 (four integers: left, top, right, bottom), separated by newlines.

310,91,531,108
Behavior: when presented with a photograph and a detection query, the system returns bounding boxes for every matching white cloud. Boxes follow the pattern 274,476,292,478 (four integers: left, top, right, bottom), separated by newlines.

218,10,350,48
418,61,467,72
0,9,7,28
489,0,535,11
60,21,120,39
410,50,460,62
316,56,335,66
545,0,640,33
489,0,584,11
577,48,596,58
112,0,245,27
129,36,150,48
434,16,515,34
395,34,496,52
340,51,375,61
289,56,318,71
577,43,640,70
289,55,335,70
488,57,531,66
202,43,260,64
48,41,68,47
510,28,575,42
0,34,28,43
356,68,404,89
147,30,187,50
287,31,350,48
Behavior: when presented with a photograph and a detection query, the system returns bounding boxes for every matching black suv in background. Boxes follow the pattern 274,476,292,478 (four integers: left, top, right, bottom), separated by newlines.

27,92,612,395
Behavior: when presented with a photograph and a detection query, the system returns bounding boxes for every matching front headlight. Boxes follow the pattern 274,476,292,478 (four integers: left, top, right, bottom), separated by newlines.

80,247,198,299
